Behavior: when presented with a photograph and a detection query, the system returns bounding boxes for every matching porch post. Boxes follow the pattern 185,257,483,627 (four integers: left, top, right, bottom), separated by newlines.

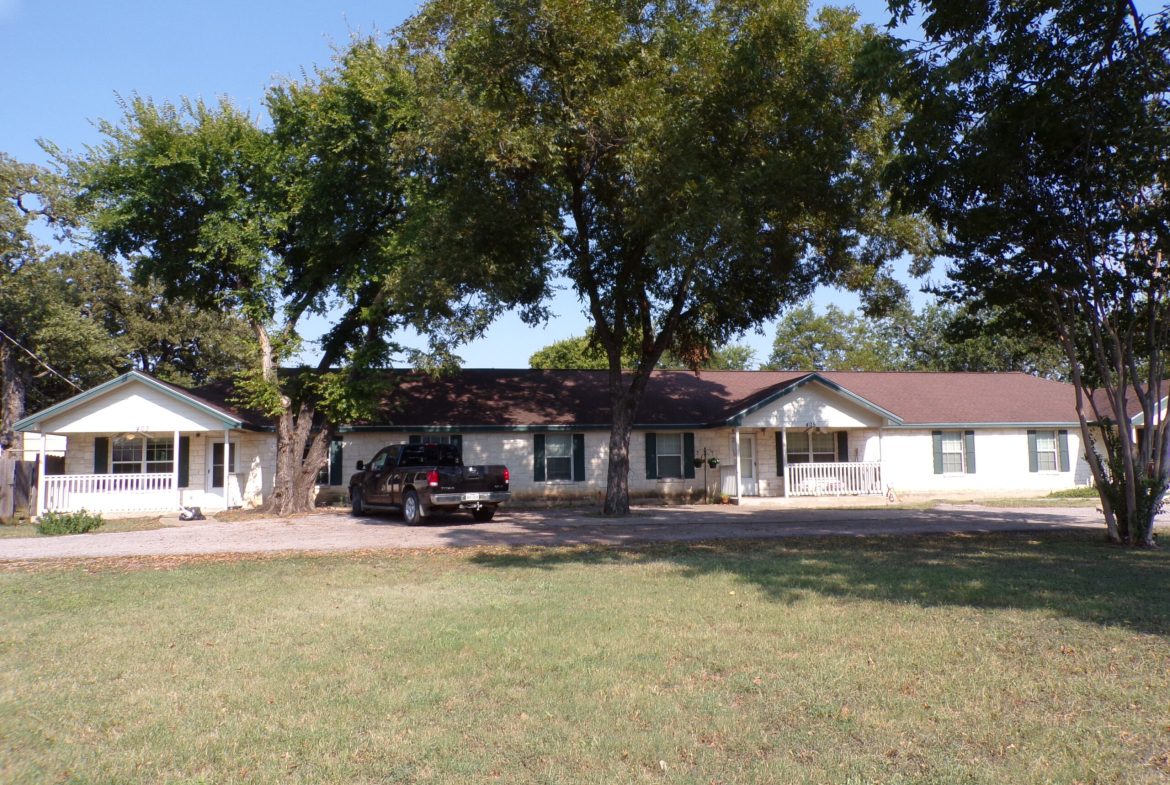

172,430,180,511
223,428,230,508
35,431,47,519
781,427,789,498
733,428,742,500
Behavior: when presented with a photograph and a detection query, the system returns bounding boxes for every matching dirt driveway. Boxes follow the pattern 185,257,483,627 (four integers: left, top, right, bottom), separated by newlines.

0,503,1137,561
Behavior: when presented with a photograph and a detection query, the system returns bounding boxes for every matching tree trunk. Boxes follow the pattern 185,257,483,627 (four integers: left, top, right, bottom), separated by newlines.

603,401,635,516
0,342,26,456
602,365,655,516
249,320,332,517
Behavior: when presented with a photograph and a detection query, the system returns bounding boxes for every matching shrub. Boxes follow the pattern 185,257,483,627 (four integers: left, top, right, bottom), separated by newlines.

1046,486,1100,499
36,510,104,536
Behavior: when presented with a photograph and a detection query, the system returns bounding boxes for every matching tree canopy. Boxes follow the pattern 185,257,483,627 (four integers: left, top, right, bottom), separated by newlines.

67,41,545,513
407,0,928,513
885,0,1170,544
764,301,1066,376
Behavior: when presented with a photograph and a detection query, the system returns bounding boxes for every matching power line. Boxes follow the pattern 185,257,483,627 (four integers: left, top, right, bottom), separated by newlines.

0,326,84,392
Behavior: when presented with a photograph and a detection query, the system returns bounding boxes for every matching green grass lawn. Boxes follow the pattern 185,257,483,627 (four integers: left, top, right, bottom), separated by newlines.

2,532,1168,784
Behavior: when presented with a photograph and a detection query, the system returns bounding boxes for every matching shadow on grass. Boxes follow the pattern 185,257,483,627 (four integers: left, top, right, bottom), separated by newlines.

466,530,1170,638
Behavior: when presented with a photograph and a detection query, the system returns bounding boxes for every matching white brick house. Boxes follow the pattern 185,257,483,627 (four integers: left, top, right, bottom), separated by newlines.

16,368,1100,517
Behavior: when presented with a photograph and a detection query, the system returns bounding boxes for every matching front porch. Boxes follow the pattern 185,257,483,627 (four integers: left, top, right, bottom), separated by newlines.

708,376,898,501
15,371,260,519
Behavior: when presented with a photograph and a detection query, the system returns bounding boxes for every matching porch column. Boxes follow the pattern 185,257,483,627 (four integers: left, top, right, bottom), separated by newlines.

223,428,230,508
733,428,741,500
781,427,789,498
172,430,180,511
35,431,47,519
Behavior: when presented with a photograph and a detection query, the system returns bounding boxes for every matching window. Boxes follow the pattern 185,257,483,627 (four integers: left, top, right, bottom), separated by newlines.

544,434,573,481
786,431,837,464
941,432,965,473
110,436,174,474
315,439,344,486
111,437,143,474
644,433,694,480
656,433,684,479
932,430,975,475
1034,430,1058,472
534,434,585,482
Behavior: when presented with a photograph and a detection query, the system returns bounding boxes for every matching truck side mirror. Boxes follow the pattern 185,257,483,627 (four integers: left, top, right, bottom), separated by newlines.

355,460,364,471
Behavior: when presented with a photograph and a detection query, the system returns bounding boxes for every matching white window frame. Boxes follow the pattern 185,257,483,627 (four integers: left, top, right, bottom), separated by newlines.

786,431,836,464
940,431,966,474
656,433,684,480
543,433,573,482
1034,430,1059,472
111,436,173,475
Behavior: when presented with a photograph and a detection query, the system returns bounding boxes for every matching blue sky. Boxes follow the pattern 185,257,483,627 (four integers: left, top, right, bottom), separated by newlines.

1,0,928,369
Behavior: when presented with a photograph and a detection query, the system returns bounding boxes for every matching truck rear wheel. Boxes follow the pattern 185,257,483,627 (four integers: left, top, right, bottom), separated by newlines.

472,506,496,522
403,490,422,525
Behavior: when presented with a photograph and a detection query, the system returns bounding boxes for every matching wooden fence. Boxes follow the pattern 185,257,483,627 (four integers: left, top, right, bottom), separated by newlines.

0,456,35,521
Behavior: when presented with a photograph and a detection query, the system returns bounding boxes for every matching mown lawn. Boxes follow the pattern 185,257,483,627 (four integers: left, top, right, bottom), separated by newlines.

1,531,1168,784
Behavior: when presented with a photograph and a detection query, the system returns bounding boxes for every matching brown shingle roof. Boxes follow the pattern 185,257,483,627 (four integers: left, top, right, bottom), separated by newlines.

343,369,1080,429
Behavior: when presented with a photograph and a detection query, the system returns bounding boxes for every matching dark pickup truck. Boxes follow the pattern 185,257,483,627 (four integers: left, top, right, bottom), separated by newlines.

349,443,510,524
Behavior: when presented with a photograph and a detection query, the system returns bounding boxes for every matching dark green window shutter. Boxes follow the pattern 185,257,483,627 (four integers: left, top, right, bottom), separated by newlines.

645,433,658,479
1057,430,1070,472
776,432,785,475
329,439,344,486
683,433,696,479
1027,430,1039,472
177,436,190,488
836,432,848,462
533,434,546,482
572,433,586,481
963,431,976,474
451,434,463,460
932,431,944,475
94,437,109,473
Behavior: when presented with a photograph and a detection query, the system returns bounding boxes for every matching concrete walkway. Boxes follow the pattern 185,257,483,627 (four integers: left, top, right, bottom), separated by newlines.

0,503,1145,561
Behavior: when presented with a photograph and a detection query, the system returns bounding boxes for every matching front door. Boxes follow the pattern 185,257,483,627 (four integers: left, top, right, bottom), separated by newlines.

739,435,757,496
207,441,238,507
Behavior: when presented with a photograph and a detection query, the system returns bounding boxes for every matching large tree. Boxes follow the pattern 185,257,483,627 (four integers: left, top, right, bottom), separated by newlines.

69,42,543,514
885,1,1170,544
1,154,255,453
406,0,926,514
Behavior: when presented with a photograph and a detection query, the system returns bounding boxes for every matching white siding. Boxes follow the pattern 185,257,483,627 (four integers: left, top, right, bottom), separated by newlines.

40,379,232,434
879,427,1090,495
740,385,886,430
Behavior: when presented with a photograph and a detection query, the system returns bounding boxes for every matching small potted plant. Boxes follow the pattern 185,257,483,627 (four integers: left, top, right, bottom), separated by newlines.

692,457,704,468
707,457,720,468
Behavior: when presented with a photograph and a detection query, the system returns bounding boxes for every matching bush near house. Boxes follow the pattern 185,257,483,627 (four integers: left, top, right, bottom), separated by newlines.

35,510,104,536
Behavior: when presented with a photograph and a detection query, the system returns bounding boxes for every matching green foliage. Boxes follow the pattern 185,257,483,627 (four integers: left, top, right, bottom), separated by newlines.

36,509,104,536
1046,486,1100,500
406,0,929,511
884,1,1170,544
765,300,1066,375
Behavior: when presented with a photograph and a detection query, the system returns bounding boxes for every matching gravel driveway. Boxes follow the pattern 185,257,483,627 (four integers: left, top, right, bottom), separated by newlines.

0,503,1138,561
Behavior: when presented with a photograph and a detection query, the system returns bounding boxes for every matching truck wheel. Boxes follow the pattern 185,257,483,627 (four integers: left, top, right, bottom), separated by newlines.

402,490,422,525
351,489,365,516
472,506,496,522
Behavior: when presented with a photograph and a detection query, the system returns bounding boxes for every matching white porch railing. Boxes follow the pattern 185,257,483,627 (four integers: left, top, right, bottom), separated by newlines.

43,473,175,514
785,462,884,497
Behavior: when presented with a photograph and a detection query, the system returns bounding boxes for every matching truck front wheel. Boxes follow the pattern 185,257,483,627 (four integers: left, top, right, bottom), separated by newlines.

402,490,422,525
351,488,365,516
